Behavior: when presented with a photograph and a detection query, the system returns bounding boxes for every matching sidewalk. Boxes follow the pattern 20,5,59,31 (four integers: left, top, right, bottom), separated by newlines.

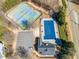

66,1,79,59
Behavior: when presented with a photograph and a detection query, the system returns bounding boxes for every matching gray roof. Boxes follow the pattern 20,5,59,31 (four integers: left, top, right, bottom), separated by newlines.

38,39,56,56
16,31,34,50
38,45,56,55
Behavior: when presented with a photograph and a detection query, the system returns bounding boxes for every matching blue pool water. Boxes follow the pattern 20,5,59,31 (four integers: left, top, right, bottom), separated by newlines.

44,20,56,40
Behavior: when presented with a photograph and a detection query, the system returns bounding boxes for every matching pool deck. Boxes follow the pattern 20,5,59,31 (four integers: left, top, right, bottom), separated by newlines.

41,18,59,43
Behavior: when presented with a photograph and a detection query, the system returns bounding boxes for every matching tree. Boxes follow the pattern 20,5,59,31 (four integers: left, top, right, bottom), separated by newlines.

62,0,67,8
16,46,28,58
52,6,66,25
34,37,40,51
59,54,70,59
58,39,76,59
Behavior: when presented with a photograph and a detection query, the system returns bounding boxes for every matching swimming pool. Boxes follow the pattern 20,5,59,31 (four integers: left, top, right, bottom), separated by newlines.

41,18,58,42
7,3,41,29
44,21,56,39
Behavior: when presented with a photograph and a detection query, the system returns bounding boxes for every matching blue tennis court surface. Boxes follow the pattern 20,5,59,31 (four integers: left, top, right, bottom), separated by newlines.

44,20,56,40
7,3,41,29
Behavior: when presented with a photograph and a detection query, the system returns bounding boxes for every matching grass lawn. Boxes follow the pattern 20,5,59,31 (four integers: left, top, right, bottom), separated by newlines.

0,26,6,41
2,0,22,12
0,16,5,41
0,16,4,25
57,0,67,40
58,25,68,40
0,16,9,41
62,0,67,8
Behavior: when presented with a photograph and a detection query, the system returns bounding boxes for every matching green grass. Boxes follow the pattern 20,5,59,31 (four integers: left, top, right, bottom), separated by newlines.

0,16,4,25
0,16,4,41
62,0,67,8
0,16,9,41
57,2,67,40
0,26,6,41
0,16,5,41
2,0,22,12
58,25,68,40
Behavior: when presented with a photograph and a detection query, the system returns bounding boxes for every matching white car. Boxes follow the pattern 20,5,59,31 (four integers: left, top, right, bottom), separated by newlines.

0,43,5,59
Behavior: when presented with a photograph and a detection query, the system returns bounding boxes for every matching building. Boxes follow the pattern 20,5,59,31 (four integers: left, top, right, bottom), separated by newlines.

6,2,41,29
37,40,56,57
0,42,5,59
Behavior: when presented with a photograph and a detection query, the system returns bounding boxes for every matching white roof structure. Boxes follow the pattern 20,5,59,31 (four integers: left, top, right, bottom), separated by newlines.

0,43,5,59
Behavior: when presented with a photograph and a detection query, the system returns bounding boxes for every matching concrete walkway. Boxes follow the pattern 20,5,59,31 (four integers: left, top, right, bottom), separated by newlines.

67,1,79,59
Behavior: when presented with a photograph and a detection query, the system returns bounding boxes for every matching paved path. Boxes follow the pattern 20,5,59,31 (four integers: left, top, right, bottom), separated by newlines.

67,1,79,59
70,11,79,59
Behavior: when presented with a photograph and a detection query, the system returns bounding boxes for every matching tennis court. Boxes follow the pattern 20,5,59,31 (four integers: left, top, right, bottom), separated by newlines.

7,3,41,29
